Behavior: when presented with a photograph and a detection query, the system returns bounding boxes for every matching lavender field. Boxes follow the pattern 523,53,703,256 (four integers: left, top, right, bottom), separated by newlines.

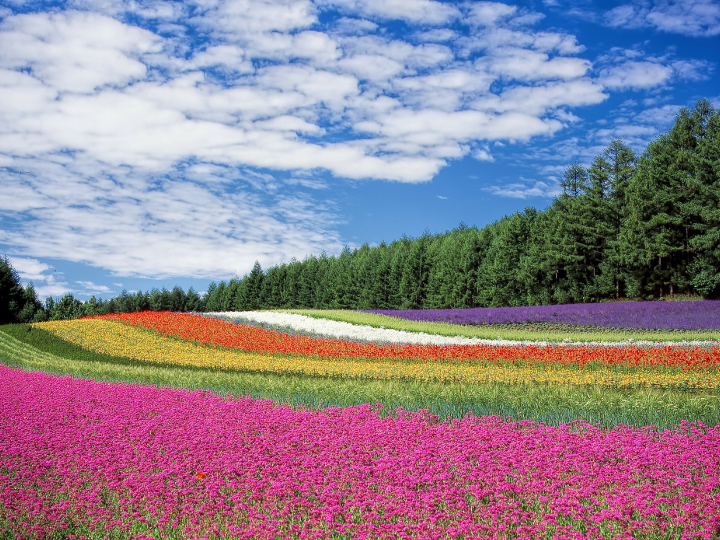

365,301,720,330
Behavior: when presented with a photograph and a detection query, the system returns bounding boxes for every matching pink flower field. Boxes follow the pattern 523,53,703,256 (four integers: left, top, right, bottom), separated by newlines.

1,365,719,540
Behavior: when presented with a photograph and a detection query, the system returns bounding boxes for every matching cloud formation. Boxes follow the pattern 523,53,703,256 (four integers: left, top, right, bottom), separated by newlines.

606,1,720,37
0,0,708,283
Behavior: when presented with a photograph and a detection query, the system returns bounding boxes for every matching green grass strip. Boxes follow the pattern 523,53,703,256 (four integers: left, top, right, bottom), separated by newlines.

281,309,720,343
1,324,718,430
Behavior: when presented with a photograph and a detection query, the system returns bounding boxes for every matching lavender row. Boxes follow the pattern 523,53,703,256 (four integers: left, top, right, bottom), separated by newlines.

2,365,720,539
365,300,720,330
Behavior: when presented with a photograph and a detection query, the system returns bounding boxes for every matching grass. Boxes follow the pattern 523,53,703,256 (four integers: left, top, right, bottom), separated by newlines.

280,309,720,342
1,324,718,431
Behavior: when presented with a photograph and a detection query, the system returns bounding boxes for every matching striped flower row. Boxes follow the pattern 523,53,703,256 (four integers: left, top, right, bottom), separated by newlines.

34,316,720,389
97,311,720,371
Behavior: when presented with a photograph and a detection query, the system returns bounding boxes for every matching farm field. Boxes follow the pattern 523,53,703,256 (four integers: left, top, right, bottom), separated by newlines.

1,306,720,539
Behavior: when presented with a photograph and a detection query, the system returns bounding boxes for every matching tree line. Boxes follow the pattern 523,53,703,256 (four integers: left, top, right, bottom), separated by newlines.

2,99,719,323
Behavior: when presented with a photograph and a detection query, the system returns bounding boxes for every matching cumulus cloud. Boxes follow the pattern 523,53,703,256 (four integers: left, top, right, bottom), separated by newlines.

0,0,620,278
595,47,708,91
605,0,720,37
0,11,161,93
482,179,561,199
316,0,460,24
600,61,674,89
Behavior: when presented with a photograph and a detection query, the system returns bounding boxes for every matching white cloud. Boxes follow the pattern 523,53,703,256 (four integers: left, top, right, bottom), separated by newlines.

473,147,494,161
316,0,460,24
0,11,161,93
75,281,113,295
332,17,378,35
466,2,517,26
476,47,591,81
670,59,711,81
606,0,720,37
473,79,607,116
600,60,673,89
7,257,51,283
0,0,615,279
634,104,681,127
414,28,457,42
0,156,345,279
482,179,561,198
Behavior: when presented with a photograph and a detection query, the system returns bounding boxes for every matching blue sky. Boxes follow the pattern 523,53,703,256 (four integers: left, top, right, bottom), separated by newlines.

1,0,719,300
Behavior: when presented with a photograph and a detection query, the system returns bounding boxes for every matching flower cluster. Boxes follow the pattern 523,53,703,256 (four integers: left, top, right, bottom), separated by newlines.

2,365,720,540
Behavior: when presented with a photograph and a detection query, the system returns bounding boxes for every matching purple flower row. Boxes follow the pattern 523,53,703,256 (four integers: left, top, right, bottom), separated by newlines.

364,300,720,330
2,365,720,539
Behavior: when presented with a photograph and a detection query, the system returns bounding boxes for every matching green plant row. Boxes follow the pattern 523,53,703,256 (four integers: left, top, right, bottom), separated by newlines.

2,325,718,431
281,309,720,343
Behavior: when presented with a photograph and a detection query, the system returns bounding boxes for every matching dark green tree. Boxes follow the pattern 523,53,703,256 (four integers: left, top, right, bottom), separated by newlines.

0,256,25,324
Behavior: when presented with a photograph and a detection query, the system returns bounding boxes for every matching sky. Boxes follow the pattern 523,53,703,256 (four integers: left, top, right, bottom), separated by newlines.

1,0,719,300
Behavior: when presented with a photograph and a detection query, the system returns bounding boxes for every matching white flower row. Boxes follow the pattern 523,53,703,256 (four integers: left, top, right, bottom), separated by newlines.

204,311,717,348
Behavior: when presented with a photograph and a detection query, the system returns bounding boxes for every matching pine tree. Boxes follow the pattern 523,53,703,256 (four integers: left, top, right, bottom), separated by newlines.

399,233,432,309
588,139,636,299
685,99,720,296
244,261,264,309
0,256,25,324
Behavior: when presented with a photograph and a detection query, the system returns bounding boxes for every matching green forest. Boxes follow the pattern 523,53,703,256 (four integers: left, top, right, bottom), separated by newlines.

2,99,719,323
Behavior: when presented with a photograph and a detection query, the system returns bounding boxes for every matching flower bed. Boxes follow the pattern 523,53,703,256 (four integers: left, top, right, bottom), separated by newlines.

364,301,720,330
2,365,719,540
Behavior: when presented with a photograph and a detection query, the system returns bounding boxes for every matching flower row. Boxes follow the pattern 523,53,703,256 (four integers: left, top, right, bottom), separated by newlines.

98,311,720,371
36,318,720,389
365,300,720,330
2,365,719,540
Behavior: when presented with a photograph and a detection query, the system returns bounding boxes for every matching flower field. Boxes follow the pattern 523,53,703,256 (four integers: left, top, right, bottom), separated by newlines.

2,366,720,540
1,306,720,539
364,301,720,331
32,313,720,389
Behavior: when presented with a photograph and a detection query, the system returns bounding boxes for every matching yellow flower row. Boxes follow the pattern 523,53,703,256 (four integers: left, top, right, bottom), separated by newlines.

35,319,720,390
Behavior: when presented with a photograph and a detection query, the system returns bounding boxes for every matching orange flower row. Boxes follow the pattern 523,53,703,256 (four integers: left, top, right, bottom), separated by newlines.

95,311,720,370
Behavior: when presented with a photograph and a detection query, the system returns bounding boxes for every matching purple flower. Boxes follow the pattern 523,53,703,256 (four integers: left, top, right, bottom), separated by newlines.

363,301,720,330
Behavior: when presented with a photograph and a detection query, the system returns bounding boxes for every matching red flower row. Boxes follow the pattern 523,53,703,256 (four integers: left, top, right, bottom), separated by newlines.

95,311,720,370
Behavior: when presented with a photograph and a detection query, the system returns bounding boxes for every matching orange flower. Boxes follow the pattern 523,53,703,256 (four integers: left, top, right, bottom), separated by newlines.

195,471,206,480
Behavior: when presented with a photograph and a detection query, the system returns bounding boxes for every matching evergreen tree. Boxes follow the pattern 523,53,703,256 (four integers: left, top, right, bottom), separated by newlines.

17,283,46,323
684,99,720,296
297,256,319,308
399,232,432,309
588,140,636,299
245,261,264,309
185,287,204,312
555,164,594,302
49,294,84,320
83,296,103,317
170,286,186,312
426,232,459,309
477,210,535,307
387,239,410,308
204,281,224,312
0,256,26,324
